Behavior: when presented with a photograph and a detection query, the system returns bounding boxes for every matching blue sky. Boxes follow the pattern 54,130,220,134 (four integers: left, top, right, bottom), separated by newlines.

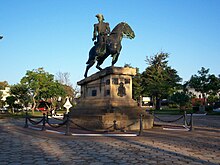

0,0,220,86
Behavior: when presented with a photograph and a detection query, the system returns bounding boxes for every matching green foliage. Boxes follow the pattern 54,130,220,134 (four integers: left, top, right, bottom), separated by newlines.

124,63,133,68
188,67,220,103
19,68,66,113
21,68,66,98
205,105,213,112
55,71,79,98
194,99,203,106
188,67,210,97
123,64,144,102
141,52,182,109
132,67,143,101
153,109,193,115
207,74,220,96
62,84,75,97
5,96,17,109
170,92,190,109
10,83,30,107
0,81,8,90
207,94,219,105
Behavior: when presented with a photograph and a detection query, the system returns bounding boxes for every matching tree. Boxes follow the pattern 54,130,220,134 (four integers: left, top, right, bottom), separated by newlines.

170,92,190,110
56,72,72,86
207,95,219,106
5,96,17,113
10,83,30,110
187,67,220,111
132,68,143,102
142,52,182,110
0,81,8,90
20,68,66,113
207,74,220,96
124,64,143,102
188,67,210,100
56,71,79,98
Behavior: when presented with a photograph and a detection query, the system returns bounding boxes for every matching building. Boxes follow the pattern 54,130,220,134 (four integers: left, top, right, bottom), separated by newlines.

0,87,10,101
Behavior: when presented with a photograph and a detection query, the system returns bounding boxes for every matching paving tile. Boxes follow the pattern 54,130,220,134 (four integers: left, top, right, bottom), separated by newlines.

0,117,220,165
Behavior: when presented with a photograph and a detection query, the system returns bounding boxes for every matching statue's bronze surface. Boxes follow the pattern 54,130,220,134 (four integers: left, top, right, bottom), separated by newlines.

84,14,135,78
92,14,110,57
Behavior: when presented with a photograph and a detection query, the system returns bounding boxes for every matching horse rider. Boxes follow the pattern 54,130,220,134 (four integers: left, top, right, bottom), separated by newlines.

92,14,110,57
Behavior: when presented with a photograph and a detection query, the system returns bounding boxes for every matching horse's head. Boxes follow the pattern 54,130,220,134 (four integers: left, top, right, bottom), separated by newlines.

111,22,135,39
120,22,135,39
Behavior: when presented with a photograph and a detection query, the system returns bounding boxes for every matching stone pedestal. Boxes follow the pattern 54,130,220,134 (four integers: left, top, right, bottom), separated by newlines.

70,66,153,130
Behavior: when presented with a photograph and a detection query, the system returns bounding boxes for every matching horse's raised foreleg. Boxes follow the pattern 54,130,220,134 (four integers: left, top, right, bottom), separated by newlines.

96,64,102,71
84,60,95,78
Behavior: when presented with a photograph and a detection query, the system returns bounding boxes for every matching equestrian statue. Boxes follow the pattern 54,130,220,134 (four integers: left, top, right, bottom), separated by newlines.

84,14,135,78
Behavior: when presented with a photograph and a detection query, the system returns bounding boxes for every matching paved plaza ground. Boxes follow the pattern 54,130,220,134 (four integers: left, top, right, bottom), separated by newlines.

0,115,219,165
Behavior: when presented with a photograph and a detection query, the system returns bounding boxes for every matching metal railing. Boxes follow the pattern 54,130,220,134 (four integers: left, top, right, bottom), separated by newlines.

24,112,71,135
24,112,144,136
151,111,193,131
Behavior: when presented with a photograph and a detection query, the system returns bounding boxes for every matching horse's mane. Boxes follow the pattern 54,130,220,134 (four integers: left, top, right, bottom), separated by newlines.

111,22,126,34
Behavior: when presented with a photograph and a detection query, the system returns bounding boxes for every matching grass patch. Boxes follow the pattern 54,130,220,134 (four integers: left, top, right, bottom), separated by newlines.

150,108,220,115
150,109,194,115
207,111,220,115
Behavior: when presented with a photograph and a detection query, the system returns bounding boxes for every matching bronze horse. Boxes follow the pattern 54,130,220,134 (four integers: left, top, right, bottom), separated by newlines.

84,22,135,77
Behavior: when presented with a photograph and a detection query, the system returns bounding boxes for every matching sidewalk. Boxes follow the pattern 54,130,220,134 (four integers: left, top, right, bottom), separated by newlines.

0,116,219,165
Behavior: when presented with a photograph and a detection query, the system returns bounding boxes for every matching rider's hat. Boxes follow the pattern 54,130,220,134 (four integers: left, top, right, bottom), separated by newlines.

96,14,104,20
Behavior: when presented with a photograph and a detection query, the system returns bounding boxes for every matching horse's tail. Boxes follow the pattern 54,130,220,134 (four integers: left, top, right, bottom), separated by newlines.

86,46,96,64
